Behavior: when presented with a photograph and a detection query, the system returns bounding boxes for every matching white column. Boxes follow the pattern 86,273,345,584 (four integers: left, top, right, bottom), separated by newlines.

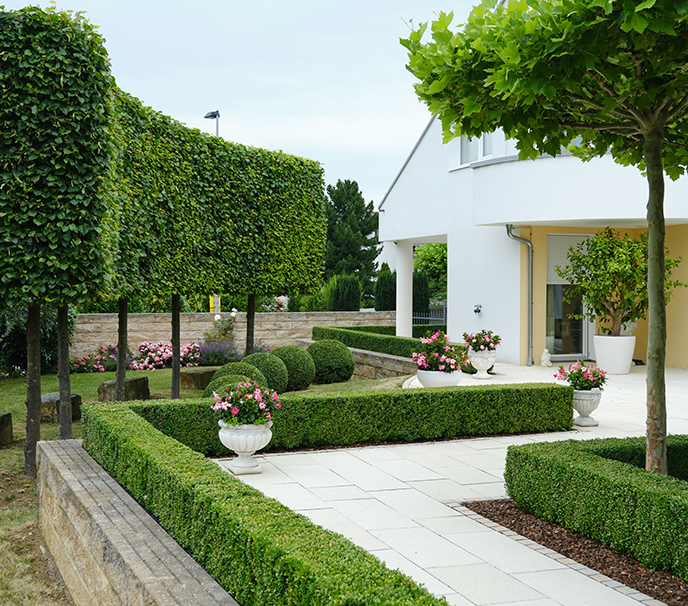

396,240,413,337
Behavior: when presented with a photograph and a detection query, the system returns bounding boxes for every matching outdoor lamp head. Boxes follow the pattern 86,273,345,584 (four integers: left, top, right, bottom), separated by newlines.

204,110,220,119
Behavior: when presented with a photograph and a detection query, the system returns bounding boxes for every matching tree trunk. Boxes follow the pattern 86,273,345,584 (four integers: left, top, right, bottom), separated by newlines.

171,294,180,399
25,303,41,478
57,304,72,439
245,294,256,356
115,298,128,402
644,127,668,474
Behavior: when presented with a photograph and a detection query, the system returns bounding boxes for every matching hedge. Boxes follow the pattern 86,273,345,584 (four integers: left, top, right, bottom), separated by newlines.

82,401,447,606
338,324,447,338
130,383,573,456
313,325,447,358
504,435,688,581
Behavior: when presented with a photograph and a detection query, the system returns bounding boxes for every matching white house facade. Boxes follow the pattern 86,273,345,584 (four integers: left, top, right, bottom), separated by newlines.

378,115,688,368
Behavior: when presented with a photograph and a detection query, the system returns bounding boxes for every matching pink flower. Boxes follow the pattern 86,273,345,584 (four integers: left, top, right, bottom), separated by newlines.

231,407,240,416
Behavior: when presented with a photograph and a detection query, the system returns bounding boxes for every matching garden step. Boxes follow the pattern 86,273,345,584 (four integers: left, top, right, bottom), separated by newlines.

98,377,150,402
181,366,219,390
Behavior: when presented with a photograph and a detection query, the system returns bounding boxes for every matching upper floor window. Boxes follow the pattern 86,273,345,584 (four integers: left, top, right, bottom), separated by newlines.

460,133,493,165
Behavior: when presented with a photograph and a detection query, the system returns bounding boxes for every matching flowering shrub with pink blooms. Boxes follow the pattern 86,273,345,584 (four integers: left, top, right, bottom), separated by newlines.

69,345,119,373
555,360,607,391
412,330,467,373
128,341,201,371
463,329,502,352
211,380,281,425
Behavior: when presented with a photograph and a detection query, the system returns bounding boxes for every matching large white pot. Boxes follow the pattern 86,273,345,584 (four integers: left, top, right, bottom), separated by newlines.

573,389,602,427
593,335,636,375
417,369,461,388
218,420,273,475
468,350,497,380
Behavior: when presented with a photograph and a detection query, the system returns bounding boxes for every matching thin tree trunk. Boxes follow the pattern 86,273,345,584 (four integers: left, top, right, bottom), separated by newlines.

245,294,256,356
25,303,41,478
115,297,128,402
644,126,668,474
171,294,180,399
57,304,72,439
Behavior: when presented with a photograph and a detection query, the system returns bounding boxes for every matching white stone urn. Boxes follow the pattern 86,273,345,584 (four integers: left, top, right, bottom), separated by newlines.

572,389,602,427
417,369,461,388
218,420,273,475
468,350,497,379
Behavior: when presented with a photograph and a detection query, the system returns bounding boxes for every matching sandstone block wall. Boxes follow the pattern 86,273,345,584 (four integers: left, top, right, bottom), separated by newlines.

71,311,396,358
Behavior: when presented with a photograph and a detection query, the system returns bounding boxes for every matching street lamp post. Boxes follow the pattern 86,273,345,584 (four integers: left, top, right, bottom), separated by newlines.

205,110,221,314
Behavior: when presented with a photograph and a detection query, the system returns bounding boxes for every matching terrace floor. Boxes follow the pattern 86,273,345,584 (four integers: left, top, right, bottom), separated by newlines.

216,363,687,606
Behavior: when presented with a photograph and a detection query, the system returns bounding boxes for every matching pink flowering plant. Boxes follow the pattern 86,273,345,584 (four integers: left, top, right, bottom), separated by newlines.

555,361,607,391
463,329,502,352
211,380,282,426
128,341,201,371
412,330,468,373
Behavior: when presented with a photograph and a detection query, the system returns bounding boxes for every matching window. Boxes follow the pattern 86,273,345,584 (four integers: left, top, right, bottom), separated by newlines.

459,133,493,166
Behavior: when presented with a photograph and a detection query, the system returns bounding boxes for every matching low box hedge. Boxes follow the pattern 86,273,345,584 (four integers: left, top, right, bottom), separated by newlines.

504,436,688,581
337,324,447,338
82,401,446,606
132,383,573,456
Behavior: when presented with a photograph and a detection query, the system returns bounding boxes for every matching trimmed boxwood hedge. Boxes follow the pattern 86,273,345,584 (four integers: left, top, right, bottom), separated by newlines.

82,401,445,606
241,352,288,393
504,436,688,581
307,339,356,384
338,325,447,338
272,345,316,391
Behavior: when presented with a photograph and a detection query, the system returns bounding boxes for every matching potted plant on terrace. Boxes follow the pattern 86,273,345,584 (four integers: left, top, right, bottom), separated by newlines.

555,227,684,375
211,380,281,475
412,330,467,388
555,361,607,427
463,329,501,379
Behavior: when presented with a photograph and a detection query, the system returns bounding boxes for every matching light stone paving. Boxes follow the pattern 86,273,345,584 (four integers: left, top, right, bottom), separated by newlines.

216,363,688,606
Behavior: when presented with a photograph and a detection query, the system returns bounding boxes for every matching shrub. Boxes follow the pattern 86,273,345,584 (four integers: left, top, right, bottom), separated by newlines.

241,352,288,393
327,274,361,311
413,270,430,314
69,344,123,373
202,374,253,398
197,341,242,366
128,341,200,371
271,345,316,391
210,362,267,389
307,339,356,384
374,265,396,311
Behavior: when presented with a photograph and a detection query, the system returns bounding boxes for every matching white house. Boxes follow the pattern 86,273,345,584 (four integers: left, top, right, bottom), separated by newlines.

378,115,688,368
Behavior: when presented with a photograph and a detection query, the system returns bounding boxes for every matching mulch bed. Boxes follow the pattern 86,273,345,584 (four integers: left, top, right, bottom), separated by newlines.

466,499,688,606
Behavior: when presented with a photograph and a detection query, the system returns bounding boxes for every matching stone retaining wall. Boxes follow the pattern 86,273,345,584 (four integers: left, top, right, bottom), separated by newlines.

37,440,239,606
71,311,396,358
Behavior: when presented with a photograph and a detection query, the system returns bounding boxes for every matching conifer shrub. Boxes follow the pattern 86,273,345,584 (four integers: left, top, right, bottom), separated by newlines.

375,265,396,311
241,352,288,393
272,345,316,391
307,339,355,384
413,270,430,314
328,274,361,311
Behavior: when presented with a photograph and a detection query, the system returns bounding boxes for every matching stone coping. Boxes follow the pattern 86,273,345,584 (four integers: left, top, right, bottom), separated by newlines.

37,440,239,606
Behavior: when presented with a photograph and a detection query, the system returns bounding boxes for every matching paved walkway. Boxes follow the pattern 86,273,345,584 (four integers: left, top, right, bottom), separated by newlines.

216,364,688,606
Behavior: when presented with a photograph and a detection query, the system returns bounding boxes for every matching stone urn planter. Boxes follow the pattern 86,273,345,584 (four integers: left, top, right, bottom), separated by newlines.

593,335,635,375
572,389,602,427
417,369,461,388
468,350,497,379
219,420,273,475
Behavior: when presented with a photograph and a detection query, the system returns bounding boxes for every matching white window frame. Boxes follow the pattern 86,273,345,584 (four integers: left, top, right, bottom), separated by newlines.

459,133,493,167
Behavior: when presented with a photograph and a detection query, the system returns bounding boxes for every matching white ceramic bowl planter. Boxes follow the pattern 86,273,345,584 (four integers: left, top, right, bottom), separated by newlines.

416,370,461,388
593,335,636,375
218,420,273,475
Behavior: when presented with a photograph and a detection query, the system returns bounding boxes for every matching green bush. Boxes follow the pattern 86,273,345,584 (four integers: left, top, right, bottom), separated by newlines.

338,325,447,338
202,374,252,398
413,270,430,314
271,345,316,391
82,401,445,606
327,274,361,311
374,265,396,311
241,352,288,393
307,339,356,384
209,362,267,391
504,435,688,582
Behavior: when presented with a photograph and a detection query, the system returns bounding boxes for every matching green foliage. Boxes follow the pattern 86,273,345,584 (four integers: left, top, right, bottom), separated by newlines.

307,339,356,384
414,244,447,304
327,274,361,311
82,400,446,606
0,304,76,374
374,265,396,311
241,352,288,393
202,374,252,399
206,362,267,395
555,227,683,336
271,345,316,392
413,270,430,314
0,6,115,308
325,179,380,299
504,435,688,582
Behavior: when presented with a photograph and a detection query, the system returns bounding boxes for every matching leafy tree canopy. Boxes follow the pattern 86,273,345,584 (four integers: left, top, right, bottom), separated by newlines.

414,243,447,304
325,179,380,298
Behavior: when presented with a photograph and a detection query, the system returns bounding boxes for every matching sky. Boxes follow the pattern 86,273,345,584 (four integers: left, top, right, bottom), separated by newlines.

4,0,478,206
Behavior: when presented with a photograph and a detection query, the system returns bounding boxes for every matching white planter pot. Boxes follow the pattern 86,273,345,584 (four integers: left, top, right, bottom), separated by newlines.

417,369,461,388
218,420,273,475
468,350,497,379
572,389,602,427
593,335,635,375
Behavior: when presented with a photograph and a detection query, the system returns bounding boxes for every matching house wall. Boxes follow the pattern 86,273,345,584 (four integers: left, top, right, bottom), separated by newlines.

666,224,688,368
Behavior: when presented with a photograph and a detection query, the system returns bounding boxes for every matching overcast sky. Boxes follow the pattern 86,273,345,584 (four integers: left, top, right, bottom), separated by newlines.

4,0,478,205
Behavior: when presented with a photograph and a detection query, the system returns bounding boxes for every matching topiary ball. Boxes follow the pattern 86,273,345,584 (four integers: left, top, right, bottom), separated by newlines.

202,374,252,398
306,339,355,385
241,352,288,393
210,362,267,390
272,345,316,391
